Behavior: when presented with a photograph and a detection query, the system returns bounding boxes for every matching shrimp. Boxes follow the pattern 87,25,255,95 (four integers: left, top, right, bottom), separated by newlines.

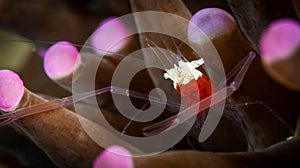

142,50,256,135
1,35,295,153
0,36,256,136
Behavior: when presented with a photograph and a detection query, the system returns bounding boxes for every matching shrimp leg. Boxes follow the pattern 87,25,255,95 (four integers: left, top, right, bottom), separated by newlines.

0,86,182,127
143,51,256,136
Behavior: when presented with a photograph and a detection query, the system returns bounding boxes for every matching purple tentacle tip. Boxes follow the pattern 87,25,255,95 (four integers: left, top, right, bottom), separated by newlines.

90,16,131,55
93,145,133,168
188,8,235,42
0,70,24,112
44,41,80,79
260,18,300,62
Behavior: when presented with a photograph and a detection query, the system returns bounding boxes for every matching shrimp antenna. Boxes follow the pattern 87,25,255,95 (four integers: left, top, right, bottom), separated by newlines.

0,39,127,57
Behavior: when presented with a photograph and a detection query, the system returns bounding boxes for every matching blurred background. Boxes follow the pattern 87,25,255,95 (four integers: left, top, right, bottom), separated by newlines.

0,0,299,167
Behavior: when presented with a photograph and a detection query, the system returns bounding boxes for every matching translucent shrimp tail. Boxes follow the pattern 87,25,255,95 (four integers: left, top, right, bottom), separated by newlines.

0,86,182,127
143,51,256,136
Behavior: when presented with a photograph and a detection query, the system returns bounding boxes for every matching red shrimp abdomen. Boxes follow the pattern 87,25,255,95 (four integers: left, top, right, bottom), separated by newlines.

176,74,212,115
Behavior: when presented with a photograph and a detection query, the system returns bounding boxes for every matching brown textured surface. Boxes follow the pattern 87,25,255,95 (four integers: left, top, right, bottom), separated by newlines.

227,0,298,50
0,0,299,167
133,138,300,168
262,48,300,91
12,89,103,168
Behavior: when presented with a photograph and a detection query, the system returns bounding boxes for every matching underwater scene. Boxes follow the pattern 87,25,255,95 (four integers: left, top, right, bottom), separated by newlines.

0,0,299,167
